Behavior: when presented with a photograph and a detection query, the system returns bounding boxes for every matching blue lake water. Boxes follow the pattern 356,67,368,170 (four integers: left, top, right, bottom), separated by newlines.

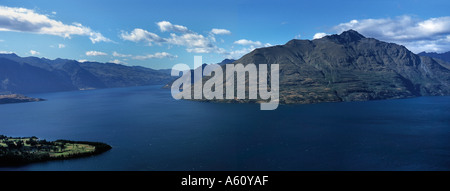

1,85,450,171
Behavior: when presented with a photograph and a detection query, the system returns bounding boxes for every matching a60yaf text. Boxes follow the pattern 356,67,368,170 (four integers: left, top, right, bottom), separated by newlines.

181,175,269,189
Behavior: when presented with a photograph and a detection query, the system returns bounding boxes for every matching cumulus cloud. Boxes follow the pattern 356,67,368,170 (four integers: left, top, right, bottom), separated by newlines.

166,33,210,47
157,21,189,33
120,28,165,46
29,50,39,55
132,52,177,60
58,44,65,48
211,28,231,35
333,15,450,53
78,59,89,63
0,6,110,43
85,51,107,56
226,42,272,59
112,51,132,57
233,39,263,46
109,59,127,65
225,47,256,59
166,33,223,53
122,21,267,55
112,51,177,61
122,21,225,53
313,33,329,39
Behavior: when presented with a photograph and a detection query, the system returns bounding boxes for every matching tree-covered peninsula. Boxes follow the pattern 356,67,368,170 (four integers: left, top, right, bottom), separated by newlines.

0,135,111,166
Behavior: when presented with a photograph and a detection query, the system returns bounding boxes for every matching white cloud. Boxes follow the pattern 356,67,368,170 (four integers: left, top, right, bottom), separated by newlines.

29,50,40,55
120,28,165,45
85,51,107,56
58,44,65,48
166,33,210,47
132,52,177,60
122,24,223,53
112,51,132,57
121,27,221,53
313,33,328,39
0,50,13,54
211,28,231,35
0,6,110,43
187,47,227,54
225,47,256,59
226,39,272,59
166,33,222,53
157,21,189,33
295,34,301,39
333,15,450,53
122,21,246,54
225,43,272,59
234,39,263,46
78,59,89,63
89,32,111,44
109,59,127,65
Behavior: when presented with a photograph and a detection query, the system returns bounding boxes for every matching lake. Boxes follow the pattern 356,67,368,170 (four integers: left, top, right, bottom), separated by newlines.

1,85,450,171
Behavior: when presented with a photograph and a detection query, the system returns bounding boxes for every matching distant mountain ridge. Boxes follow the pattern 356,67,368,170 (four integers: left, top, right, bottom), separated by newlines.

418,51,450,70
418,51,450,63
0,54,175,94
195,30,450,104
162,59,236,88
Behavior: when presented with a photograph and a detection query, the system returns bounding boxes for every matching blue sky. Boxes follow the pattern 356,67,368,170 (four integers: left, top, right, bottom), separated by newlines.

1,0,450,69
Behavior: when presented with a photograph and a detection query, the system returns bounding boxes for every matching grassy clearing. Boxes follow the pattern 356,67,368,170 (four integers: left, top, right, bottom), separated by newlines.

49,143,96,157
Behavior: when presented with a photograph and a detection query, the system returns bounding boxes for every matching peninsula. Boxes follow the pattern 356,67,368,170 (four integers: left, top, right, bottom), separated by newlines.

0,135,111,166
0,94,45,104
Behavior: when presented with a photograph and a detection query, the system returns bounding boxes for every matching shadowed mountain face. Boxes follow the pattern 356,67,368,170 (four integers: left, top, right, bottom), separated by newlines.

206,30,450,104
0,54,175,94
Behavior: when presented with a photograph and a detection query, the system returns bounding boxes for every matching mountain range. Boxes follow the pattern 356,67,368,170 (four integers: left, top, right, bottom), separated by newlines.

194,30,450,104
1,30,450,105
0,54,175,94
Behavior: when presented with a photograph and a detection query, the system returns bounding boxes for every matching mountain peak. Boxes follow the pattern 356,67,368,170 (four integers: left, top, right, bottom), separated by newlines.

313,30,365,44
218,58,236,65
338,29,365,41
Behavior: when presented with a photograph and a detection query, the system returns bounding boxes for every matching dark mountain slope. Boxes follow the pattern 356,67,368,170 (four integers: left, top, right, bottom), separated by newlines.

201,30,450,104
